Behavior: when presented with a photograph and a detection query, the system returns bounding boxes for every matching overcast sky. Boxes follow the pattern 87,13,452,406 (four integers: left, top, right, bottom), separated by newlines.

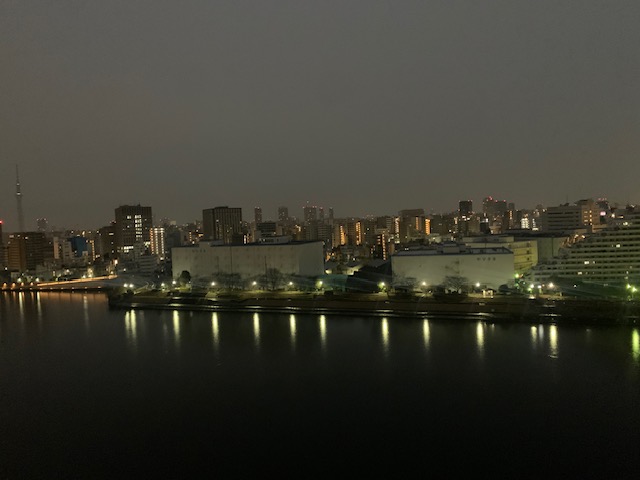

1,0,639,229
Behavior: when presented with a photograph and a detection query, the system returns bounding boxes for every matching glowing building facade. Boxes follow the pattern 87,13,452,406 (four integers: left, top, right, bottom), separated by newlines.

530,209,640,285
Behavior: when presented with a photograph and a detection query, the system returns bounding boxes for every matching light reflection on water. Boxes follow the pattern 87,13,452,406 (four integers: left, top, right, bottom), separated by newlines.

381,317,389,355
423,319,430,349
6,293,640,371
538,324,544,342
2,294,640,478
319,315,327,351
18,292,25,322
124,310,137,348
83,295,90,331
476,322,485,357
549,324,559,357
172,310,181,349
530,325,538,347
253,313,261,350
36,292,43,323
289,314,297,350
211,313,219,350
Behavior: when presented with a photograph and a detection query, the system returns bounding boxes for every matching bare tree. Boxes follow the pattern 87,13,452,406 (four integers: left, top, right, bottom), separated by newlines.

442,275,469,294
263,267,283,291
392,275,417,293
213,272,242,290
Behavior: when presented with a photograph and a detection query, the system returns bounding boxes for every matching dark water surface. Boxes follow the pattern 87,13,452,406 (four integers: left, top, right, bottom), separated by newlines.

1,292,639,478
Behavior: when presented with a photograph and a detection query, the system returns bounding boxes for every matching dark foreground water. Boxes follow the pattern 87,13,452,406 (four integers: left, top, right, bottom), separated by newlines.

1,292,639,478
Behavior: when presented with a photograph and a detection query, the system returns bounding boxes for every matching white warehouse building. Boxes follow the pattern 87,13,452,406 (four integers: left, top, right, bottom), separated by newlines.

172,239,324,281
391,244,515,290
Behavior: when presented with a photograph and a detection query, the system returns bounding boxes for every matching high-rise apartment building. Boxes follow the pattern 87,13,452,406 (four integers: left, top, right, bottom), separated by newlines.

114,205,153,256
531,207,640,284
277,206,289,222
202,207,243,244
254,207,263,224
375,232,389,260
7,232,46,272
398,208,427,243
459,200,473,218
303,205,318,224
97,224,116,258
150,227,166,260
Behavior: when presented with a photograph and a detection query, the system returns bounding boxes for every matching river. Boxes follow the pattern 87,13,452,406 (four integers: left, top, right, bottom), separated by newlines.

1,292,639,478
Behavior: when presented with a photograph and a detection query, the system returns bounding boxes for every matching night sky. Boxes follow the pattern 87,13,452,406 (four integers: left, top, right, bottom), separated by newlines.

1,1,639,230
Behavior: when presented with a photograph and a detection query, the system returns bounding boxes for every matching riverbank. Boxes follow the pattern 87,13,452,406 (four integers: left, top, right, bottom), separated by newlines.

108,290,640,325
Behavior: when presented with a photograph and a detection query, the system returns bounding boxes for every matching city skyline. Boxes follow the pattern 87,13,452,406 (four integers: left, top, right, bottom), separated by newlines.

2,1,639,229
0,185,625,232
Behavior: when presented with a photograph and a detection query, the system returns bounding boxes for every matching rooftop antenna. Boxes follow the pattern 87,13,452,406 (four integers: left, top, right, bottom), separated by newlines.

16,165,25,232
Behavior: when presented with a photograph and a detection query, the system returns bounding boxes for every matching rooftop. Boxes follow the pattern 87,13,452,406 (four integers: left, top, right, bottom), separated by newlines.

394,246,513,257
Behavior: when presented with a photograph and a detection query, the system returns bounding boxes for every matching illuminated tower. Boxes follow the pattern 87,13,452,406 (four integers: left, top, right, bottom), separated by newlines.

15,166,25,232
150,227,166,260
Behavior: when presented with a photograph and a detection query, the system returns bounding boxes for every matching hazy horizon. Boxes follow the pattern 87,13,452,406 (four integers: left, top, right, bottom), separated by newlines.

2,1,639,230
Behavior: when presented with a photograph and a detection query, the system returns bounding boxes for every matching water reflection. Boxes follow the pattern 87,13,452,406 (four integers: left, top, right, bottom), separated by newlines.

319,315,327,351
632,329,639,362
162,322,169,347
381,317,389,355
18,292,25,322
549,324,558,358
124,310,137,348
290,314,297,350
530,325,538,347
253,313,261,350
172,310,181,349
476,322,485,356
83,296,90,331
422,319,430,349
36,292,43,322
211,313,219,350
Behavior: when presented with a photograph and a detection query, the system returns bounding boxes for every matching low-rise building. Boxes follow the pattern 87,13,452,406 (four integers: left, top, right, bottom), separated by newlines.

391,244,514,290
462,235,538,275
172,239,324,282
